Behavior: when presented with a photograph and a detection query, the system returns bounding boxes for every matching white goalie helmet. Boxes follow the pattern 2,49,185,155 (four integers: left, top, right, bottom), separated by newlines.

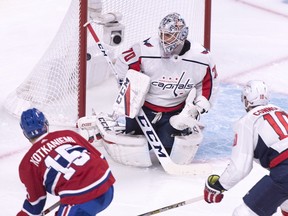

158,13,189,54
241,80,270,110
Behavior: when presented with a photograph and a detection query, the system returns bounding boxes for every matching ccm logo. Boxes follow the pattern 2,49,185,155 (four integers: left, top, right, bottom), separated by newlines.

97,44,107,56
116,77,130,104
98,117,110,130
137,115,167,158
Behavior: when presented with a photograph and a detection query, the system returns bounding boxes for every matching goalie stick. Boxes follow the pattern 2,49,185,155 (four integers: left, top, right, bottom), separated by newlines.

136,108,211,175
85,21,212,175
137,195,203,216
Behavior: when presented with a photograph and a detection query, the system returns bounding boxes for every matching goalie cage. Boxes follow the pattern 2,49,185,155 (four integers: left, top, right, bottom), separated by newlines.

4,0,212,126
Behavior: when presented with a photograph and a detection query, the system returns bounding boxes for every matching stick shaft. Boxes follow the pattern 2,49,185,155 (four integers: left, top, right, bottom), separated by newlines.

42,201,61,215
86,22,118,79
138,195,203,216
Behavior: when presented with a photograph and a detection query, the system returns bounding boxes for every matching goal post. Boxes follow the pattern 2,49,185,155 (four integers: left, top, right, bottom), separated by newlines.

204,0,212,50
4,0,211,126
79,0,88,119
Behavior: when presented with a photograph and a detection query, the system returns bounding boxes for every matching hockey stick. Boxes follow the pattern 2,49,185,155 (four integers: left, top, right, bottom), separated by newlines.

41,201,60,215
84,21,118,78
135,109,211,175
137,195,203,216
85,21,212,175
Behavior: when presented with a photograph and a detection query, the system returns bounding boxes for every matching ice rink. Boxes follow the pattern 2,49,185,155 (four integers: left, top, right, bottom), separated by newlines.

1,0,288,215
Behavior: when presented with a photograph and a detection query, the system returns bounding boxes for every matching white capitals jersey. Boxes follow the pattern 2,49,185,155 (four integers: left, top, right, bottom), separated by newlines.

114,36,218,112
219,104,288,190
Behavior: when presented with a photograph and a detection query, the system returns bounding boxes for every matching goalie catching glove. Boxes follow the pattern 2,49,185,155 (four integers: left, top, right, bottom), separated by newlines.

204,174,226,203
169,88,210,130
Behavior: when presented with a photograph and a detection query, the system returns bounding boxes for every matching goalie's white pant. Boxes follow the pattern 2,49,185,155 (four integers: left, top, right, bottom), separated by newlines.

170,128,204,165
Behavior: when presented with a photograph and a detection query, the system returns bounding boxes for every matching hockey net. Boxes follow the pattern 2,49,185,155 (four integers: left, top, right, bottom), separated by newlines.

4,0,211,126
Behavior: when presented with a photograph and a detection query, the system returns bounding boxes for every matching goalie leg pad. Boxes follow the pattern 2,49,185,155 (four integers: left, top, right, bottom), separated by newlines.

95,112,152,167
102,134,152,167
170,128,203,165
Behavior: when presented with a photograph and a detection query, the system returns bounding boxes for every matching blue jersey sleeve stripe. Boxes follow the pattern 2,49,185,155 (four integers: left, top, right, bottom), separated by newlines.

23,196,46,215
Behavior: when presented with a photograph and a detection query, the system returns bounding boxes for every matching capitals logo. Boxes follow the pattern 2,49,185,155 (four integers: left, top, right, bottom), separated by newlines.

151,72,194,97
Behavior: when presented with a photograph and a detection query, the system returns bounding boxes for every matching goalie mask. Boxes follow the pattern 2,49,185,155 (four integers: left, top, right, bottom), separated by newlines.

20,108,49,140
158,13,189,55
241,80,269,111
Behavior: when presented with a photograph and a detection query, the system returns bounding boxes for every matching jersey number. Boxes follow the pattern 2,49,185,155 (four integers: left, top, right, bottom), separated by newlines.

263,111,288,140
44,144,90,180
123,48,136,62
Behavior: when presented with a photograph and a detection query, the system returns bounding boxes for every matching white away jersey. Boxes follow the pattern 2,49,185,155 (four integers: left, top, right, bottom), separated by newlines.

219,104,288,190
114,36,218,112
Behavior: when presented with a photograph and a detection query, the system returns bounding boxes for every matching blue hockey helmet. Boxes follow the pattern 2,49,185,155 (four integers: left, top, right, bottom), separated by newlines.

20,108,49,140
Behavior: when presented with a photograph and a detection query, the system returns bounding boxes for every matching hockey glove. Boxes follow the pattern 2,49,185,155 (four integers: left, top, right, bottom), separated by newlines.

169,89,210,131
77,116,100,143
204,174,226,203
169,103,204,131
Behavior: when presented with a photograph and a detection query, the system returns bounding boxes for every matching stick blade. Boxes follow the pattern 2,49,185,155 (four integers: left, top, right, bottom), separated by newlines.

162,162,212,176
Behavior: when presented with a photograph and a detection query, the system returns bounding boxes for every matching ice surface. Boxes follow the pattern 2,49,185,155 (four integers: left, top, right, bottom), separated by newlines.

1,0,288,215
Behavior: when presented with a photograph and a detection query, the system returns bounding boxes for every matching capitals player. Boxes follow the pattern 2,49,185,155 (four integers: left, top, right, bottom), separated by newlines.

204,80,288,215
17,108,115,216
112,12,218,164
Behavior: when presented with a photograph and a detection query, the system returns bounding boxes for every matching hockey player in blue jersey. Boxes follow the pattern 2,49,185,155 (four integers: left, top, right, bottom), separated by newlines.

204,80,288,216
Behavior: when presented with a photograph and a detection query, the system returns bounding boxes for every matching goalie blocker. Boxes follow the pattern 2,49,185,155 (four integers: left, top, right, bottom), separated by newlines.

78,69,205,167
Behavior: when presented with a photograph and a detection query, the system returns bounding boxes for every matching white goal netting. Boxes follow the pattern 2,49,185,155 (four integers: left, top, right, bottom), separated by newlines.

97,0,207,57
4,0,209,126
